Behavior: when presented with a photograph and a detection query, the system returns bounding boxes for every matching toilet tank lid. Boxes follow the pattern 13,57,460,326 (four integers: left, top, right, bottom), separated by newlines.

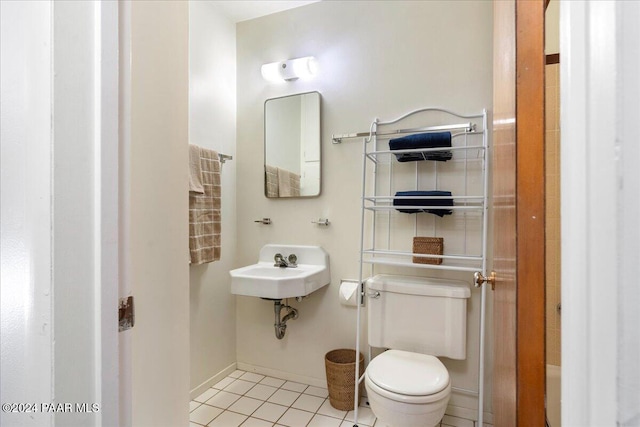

366,274,470,298
367,350,449,396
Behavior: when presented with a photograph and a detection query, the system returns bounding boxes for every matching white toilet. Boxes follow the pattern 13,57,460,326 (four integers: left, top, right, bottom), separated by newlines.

364,274,470,427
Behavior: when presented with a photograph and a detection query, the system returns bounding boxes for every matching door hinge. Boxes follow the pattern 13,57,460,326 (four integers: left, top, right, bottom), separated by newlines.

119,296,135,332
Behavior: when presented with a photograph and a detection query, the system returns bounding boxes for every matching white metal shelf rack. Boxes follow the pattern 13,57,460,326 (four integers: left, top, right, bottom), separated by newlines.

336,107,489,427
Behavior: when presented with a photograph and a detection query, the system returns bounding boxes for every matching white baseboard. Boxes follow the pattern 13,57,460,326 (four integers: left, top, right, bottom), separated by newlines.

236,362,327,389
190,362,237,399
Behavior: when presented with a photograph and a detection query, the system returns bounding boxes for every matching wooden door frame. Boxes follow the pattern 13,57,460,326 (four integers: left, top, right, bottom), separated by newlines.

492,0,546,424
515,0,546,424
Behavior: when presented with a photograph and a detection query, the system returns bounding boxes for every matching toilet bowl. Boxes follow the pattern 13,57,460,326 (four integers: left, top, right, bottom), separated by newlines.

364,350,451,427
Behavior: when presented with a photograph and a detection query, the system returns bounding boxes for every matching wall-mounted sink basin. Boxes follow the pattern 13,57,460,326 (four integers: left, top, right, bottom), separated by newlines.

230,244,330,299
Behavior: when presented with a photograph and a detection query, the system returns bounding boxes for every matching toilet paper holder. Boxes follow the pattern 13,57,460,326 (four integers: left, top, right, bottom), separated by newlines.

340,279,369,306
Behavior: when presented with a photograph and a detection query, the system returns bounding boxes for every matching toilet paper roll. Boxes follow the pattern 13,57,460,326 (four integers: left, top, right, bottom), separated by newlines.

339,281,359,307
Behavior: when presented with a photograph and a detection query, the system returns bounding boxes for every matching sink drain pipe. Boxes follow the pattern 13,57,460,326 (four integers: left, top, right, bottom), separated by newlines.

273,300,298,339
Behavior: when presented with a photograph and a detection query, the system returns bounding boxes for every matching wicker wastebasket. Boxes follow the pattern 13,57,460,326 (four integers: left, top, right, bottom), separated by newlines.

324,349,365,411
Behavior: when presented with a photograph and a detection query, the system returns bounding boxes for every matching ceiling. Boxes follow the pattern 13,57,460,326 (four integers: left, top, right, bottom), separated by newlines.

212,1,321,23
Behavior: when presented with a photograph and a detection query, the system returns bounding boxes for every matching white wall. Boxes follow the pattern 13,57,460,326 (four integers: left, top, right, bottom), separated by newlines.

1,2,53,426
127,2,190,425
236,1,493,420
561,1,640,425
189,1,238,396
617,3,640,423
546,0,560,55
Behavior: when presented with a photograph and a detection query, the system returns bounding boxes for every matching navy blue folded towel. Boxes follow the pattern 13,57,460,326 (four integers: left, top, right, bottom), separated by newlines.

389,132,453,162
393,191,453,217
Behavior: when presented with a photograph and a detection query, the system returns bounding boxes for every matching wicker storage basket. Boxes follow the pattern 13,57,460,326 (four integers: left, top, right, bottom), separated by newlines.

324,349,365,411
412,237,444,265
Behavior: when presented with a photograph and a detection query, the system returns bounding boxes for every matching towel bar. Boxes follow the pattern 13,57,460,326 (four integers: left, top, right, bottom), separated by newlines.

332,122,474,144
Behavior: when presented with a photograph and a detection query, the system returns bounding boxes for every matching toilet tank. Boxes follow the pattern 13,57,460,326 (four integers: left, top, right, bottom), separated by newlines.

366,274,470,360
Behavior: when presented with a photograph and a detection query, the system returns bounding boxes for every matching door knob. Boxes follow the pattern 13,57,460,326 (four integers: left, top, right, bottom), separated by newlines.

474,271,496,290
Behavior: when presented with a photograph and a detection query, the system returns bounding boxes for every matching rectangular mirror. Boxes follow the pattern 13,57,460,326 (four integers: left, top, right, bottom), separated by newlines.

264,92,321,198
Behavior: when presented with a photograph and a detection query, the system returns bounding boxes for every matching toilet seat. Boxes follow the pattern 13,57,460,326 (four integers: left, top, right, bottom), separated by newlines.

365,350,450,404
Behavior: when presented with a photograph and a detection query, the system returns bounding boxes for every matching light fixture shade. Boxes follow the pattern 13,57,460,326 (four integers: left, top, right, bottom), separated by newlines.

261,62,283,83
289,56,318,80
261,56,317,82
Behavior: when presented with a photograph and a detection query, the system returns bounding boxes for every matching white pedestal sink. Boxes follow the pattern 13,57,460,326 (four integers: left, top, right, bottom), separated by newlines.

230,244,330,299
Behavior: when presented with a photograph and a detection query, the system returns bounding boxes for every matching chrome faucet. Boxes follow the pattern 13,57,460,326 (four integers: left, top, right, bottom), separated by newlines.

274,253,297,268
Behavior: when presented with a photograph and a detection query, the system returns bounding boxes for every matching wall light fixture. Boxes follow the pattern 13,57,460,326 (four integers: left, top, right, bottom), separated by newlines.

261,56,318,83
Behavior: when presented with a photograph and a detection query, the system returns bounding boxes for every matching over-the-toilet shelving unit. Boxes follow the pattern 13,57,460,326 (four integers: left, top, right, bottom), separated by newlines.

334,107,489,427
356,108,487,273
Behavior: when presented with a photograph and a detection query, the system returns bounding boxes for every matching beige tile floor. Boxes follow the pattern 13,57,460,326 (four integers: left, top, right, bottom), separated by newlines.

189,369,376,427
